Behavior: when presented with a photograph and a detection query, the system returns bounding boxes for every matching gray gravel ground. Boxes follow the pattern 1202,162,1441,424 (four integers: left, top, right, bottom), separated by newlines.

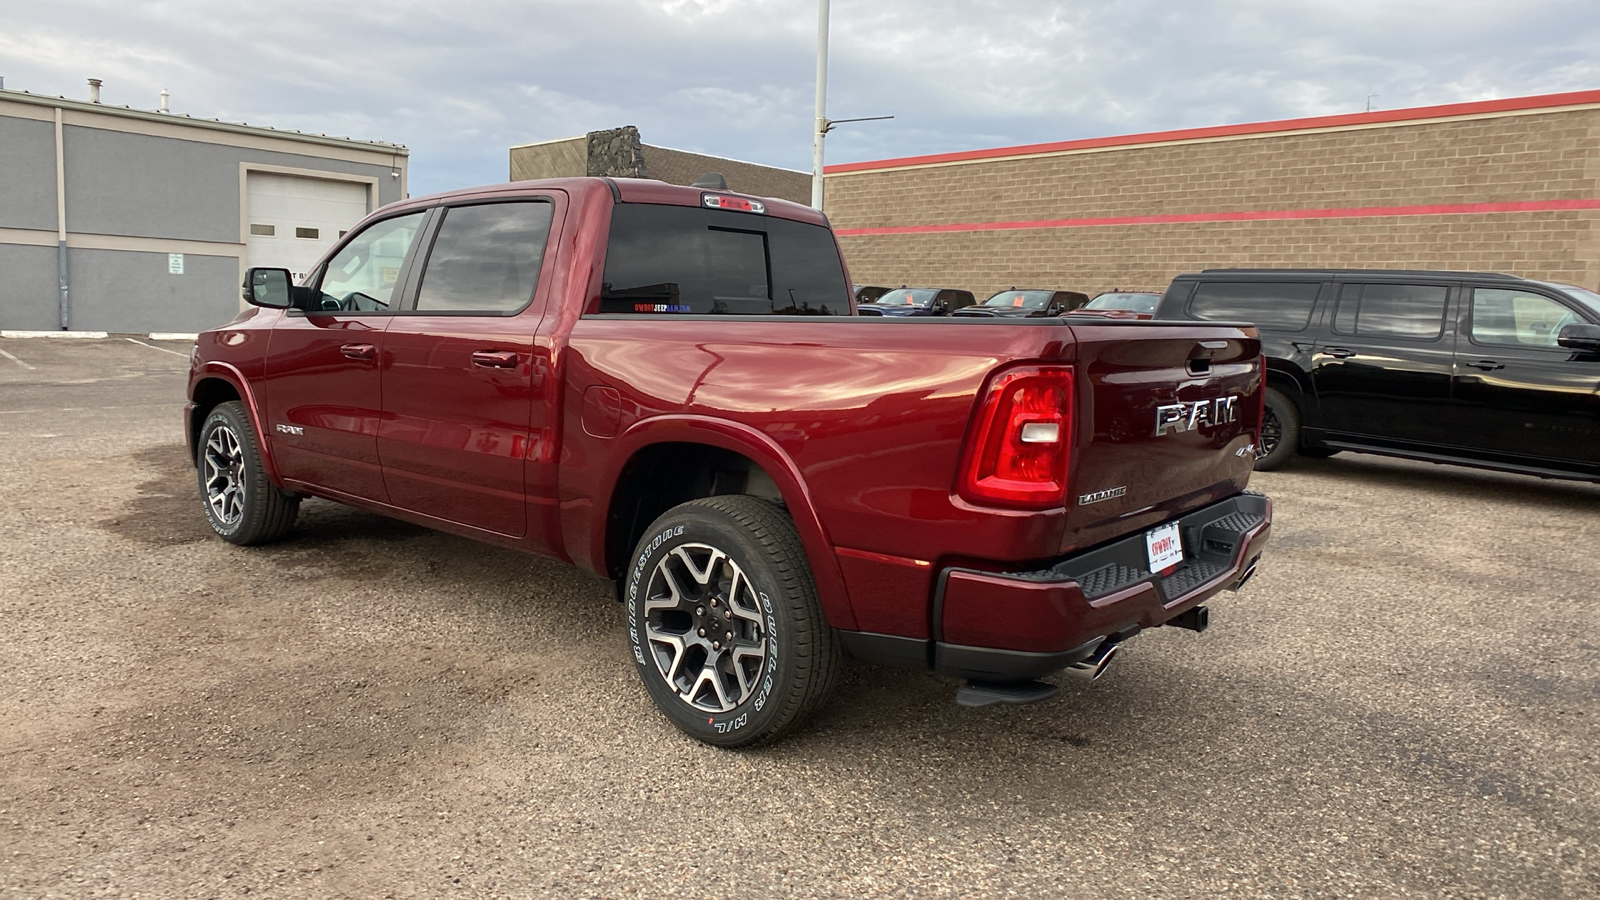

1,336,1596,899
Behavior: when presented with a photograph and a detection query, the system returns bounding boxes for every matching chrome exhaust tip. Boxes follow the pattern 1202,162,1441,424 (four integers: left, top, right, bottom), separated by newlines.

1064,640,1119,681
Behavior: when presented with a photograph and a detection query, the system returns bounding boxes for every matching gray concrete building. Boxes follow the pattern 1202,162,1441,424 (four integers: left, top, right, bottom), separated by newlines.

0,82,408,334
510,126,810,205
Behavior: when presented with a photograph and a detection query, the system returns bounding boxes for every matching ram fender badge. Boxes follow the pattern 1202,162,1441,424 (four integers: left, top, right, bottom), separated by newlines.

1078,486,1127,506
276,424,304,435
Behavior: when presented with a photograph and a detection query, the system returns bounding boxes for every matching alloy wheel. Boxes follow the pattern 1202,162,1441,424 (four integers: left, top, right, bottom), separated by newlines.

642,543,768,713
202,424,245,527
1256,406,1281,461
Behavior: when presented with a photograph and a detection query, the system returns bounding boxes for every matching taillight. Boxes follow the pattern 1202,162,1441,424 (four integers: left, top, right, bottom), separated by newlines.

958,366,1074,509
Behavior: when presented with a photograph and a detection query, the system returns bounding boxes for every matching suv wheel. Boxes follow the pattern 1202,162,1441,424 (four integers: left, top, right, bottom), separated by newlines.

624,496,839,748
197,401,300,545
1254,387,1301,471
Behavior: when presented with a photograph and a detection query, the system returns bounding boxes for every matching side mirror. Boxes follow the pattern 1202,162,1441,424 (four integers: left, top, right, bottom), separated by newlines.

1557,322,1600,352
242,267,294,309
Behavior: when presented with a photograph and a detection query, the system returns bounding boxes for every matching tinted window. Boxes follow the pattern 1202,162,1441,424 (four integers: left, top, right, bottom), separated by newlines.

1188,282,1320,331
415,202,554,313
314,212,427,313
1471,289,1585,348
1334,283,1448,340
600,204,849,315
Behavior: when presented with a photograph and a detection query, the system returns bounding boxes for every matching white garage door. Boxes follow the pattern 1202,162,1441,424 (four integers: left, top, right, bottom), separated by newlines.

246,173,370,282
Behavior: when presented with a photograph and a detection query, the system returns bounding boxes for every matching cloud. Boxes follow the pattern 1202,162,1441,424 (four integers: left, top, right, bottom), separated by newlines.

2,0,1595,195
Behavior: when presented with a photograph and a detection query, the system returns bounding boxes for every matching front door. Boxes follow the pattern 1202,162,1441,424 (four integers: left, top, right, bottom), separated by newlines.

262,210,428,502
378,198,562,538
1311,281,1458,447
1451,285,1600,471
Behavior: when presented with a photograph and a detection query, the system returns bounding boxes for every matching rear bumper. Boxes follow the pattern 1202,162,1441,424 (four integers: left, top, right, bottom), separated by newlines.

906,492,1271,681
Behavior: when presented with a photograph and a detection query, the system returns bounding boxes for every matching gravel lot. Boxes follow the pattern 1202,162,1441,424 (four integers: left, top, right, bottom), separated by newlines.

1,336,1596,899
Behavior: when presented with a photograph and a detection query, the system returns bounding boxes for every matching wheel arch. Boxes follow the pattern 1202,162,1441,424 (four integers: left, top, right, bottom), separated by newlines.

188,364,283,484
599,417,857,632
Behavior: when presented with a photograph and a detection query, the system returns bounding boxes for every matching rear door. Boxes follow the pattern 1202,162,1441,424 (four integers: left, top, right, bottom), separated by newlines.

377,196,563,538
1450,284,1600,470
1311,280,1457,446
262,210,429,502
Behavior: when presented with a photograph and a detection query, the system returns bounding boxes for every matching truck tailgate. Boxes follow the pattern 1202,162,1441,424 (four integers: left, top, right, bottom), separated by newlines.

1058,321,1262,554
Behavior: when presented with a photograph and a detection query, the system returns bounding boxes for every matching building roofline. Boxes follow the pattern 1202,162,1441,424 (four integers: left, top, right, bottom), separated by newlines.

508,135,587,150
642,142,810,175
824,88,1600,176
0,88,408,154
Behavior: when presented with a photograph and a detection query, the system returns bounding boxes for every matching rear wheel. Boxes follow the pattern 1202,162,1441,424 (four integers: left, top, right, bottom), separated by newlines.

624,496,838,748
197,401,299,545
1254,387,1301,471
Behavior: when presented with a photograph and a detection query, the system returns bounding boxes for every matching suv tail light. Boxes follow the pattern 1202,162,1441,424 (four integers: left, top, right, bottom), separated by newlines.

958,365,1074,509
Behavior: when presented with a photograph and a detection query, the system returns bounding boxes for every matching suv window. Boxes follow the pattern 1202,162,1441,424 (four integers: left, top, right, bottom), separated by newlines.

415,202,554,313
313,212,427,313
1471,289,1584,348
1188,282,1320,331
599,204,849,315
1334,283,1448,340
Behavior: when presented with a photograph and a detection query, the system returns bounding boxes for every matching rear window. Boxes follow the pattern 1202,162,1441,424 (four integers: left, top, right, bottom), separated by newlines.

598,204,849,315
1333,283,1449,340
1188,282,1321,331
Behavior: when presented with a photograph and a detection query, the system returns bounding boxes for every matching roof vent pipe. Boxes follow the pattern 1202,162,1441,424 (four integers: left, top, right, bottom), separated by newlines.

160,89,169,113
87,78,102,103
0,76,6,91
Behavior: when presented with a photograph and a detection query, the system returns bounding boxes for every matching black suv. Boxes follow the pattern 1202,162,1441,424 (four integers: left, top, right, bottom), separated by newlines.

1155,269,1600,480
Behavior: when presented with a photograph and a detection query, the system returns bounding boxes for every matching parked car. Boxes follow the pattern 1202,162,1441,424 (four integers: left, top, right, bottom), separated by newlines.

1068,291,1164,320
188,176,1272,747
1155,268,1600,478
858,287,978,316
954,288,1089,318
853,284,892,305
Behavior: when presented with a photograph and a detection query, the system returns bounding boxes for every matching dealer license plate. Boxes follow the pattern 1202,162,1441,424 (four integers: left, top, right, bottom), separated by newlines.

1145,521,1183,573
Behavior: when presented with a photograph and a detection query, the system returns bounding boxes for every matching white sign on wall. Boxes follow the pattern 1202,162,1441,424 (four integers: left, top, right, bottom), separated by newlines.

168,253,185,275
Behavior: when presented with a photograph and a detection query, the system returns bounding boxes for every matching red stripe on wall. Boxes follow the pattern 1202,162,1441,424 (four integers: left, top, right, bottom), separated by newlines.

833,198,1600,237
824,89,1600,175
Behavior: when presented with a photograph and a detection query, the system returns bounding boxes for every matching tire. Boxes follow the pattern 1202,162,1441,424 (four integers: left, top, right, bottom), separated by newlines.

623,496,839,748
196,401,300,545
1254,387,1301,472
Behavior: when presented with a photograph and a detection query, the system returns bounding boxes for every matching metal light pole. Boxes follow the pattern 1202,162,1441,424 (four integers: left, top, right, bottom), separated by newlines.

811,0,892,211
811,0,830,210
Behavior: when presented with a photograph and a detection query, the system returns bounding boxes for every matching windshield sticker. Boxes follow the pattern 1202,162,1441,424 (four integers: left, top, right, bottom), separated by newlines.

633,303,692,313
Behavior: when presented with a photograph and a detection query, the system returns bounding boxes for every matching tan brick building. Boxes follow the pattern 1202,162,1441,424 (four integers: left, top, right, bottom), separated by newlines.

823,90,1600,298
511,127,810,205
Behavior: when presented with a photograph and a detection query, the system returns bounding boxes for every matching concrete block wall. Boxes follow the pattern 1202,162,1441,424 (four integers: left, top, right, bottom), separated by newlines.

825,95,1600,297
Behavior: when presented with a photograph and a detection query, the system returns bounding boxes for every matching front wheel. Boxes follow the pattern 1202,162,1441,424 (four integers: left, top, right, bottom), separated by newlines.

197,401,299,545
624,496,839,748
1254,387,1301,471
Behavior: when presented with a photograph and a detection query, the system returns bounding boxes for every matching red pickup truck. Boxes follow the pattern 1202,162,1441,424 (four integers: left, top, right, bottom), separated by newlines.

187,176,1271,747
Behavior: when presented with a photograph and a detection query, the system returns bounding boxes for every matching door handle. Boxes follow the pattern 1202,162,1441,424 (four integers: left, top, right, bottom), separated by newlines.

471,350,519,369
1323,347,1355,359
339,343,376,361
1463,359,1505,371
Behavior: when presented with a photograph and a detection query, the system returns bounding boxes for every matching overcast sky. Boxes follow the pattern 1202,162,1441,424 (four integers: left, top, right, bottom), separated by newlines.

3,0,1597,197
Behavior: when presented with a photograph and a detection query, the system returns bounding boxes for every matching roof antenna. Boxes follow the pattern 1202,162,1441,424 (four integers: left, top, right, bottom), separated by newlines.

691,172,728,190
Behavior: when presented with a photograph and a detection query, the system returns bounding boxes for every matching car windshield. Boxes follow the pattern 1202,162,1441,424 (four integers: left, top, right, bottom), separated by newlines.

982,290,1054,310
1538,281,1600,317
871,289,938,306
1084,292,1161,313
